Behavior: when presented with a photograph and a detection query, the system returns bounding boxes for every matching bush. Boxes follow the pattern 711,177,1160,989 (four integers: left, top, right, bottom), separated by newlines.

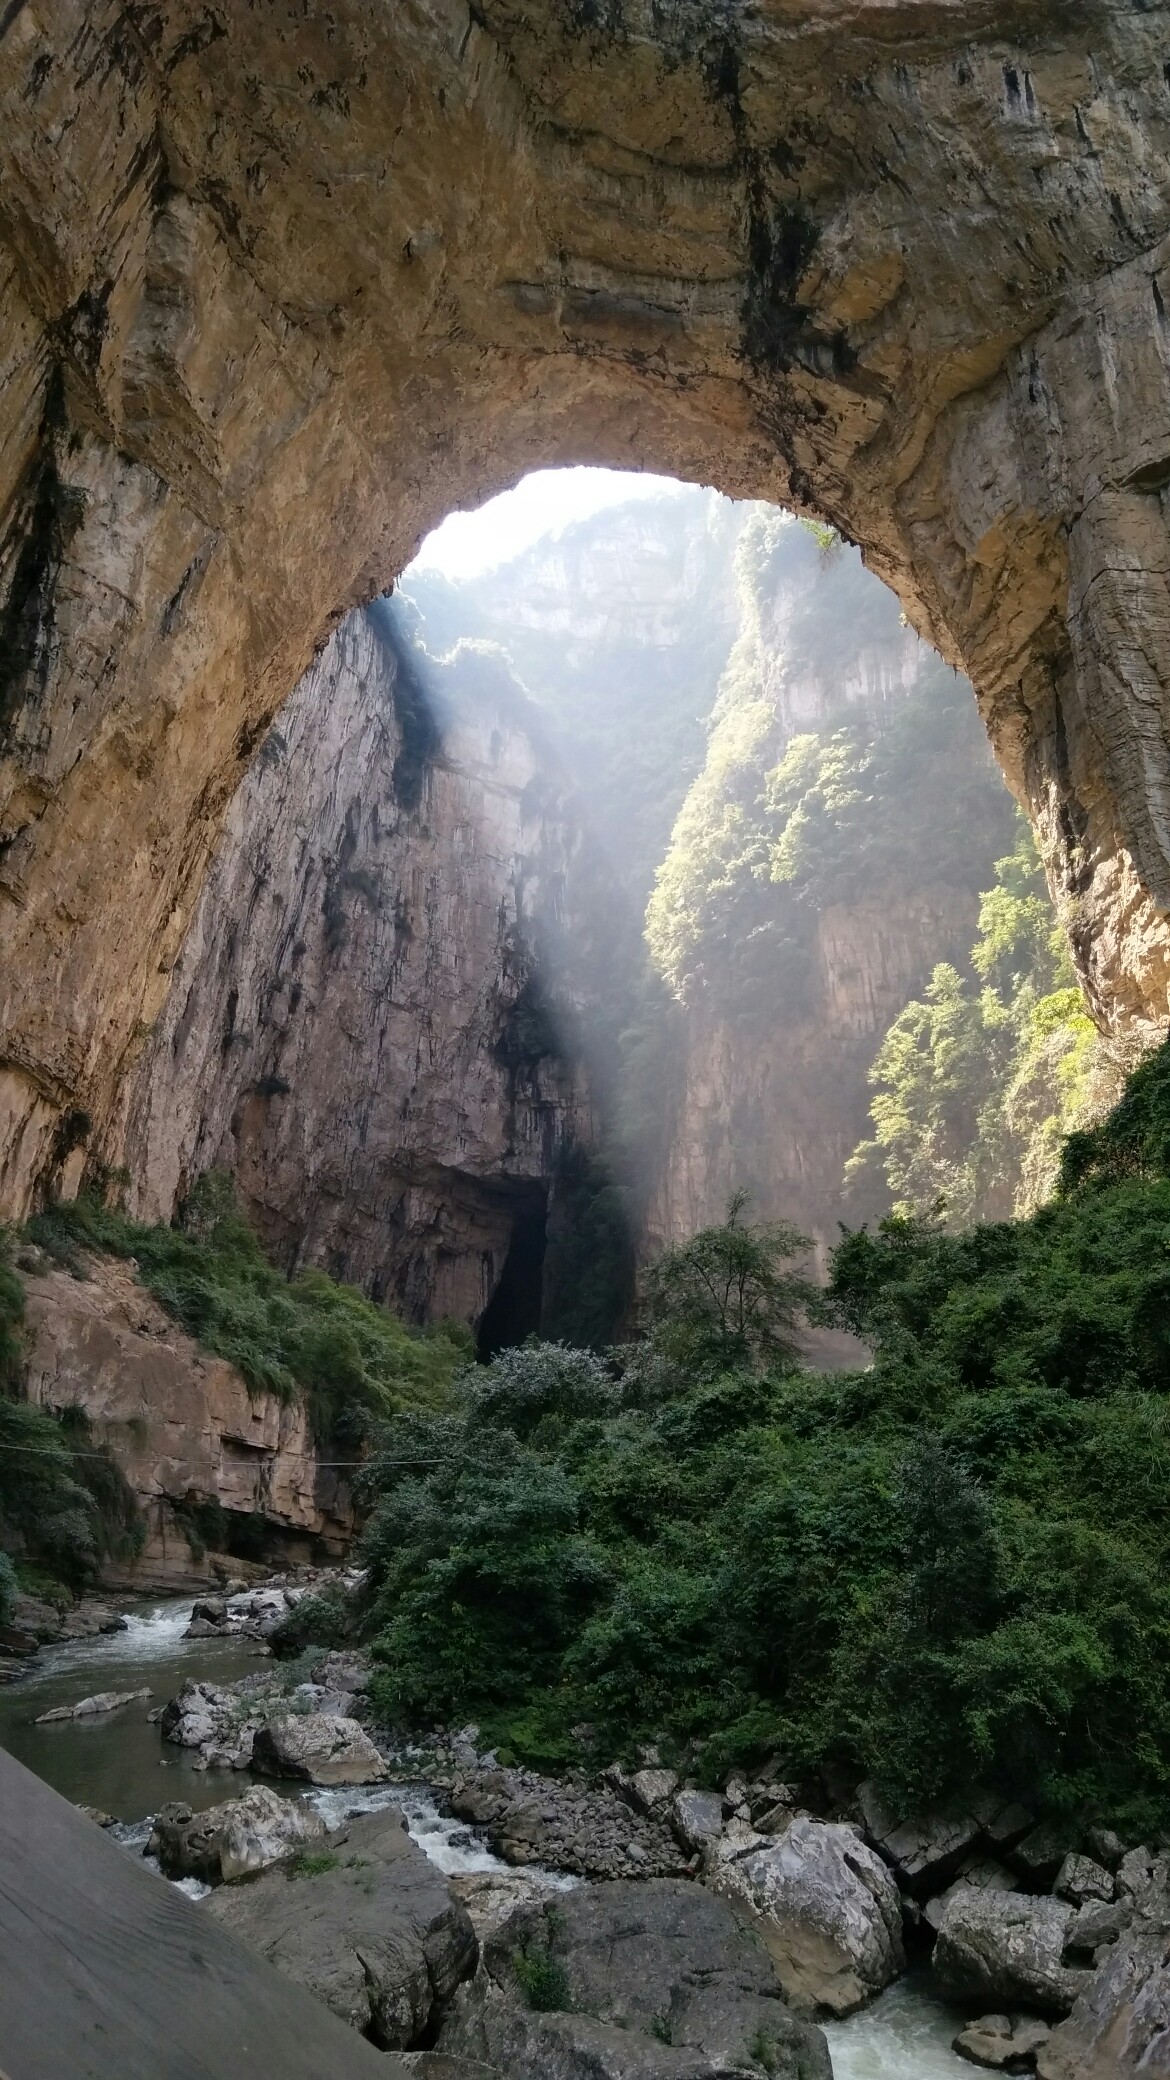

0,1395,139,1591
269,1588,357,1660
0,1230,25,1393
512,1944,571,2013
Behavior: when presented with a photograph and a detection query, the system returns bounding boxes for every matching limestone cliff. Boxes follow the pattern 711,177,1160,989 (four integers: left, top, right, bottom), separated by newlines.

117,599,599,1336
8,4,1170,1214
644,520,1020,1257
21,1255,352,1586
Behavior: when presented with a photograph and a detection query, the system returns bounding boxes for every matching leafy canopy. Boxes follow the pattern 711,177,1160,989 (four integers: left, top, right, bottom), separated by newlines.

639,1191,816,1374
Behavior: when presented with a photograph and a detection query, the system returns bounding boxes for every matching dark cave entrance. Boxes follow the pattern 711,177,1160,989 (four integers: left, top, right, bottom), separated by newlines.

477,1184,549,1359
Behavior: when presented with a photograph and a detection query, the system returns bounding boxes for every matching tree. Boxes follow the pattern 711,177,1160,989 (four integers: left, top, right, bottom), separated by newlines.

639,1192,815,1375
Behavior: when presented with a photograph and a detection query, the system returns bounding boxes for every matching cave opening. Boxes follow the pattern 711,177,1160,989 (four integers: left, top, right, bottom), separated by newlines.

476,1185,549,1360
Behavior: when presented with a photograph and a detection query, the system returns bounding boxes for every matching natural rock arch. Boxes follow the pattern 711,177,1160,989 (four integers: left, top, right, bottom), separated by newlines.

3,0,1170,1212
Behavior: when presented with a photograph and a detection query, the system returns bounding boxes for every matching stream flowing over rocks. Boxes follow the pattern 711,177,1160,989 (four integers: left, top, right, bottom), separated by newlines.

4,1585,1170,2080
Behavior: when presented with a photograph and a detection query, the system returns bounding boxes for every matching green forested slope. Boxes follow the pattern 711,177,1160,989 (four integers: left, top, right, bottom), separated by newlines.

355,1042,1170,1832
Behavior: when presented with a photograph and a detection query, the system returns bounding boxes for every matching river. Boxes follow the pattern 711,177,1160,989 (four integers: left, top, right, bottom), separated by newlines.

0,1597,971,2080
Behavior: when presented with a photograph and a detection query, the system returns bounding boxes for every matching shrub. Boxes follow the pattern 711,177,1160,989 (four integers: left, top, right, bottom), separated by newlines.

512,1942,571,2013
269,1587,356,1660
639,1191,816,1376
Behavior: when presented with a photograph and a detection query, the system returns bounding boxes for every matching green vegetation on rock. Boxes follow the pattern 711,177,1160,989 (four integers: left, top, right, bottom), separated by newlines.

846,820,1113,1222
645,512,1017,1025
355,1048,1170,1830
0,1229,143,1590
25,1172,467,1443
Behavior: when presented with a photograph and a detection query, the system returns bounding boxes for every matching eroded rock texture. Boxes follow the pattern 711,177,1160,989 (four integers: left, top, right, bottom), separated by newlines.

5,2,1170,1211
118,601,597,1329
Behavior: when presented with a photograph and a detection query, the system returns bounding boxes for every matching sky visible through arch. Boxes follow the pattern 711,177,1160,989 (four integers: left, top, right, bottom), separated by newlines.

409,466,692,579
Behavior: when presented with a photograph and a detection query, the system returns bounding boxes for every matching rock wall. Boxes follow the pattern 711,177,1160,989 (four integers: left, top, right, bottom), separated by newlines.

646,523,1015,1259
117,599,598,1332
7,5,1170,1211
20,1255,351,1587
650,893,982,1268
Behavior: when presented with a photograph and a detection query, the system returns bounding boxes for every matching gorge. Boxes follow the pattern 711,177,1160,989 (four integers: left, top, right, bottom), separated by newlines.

8,5,1170,2079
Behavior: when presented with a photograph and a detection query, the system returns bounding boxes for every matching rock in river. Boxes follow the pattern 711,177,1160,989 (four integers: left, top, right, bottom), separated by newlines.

438,1878,831,2080
933,1890,1091,2018
251,1712,387,1786
36,1687,151,1723
207,1809,477,2048
150,1785,327,1885
711,1816,904,2018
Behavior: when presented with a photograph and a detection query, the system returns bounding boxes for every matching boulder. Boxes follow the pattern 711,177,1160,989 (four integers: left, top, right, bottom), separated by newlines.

1115,1847,1161,1901
36,1686,151,1722
448,1765,686,1879
438,1880,832,2080
207,1810,477,2049
192,1596,228,1625
1012,1825,1076,1892
251,1713,387,1787
668,1788,724,1856
309,1651,370,1695
933,1890,1091,2018
856,1781,982,1894
161,1678,237,1750
925,1857,1018,1933
623,1769,679,1817
1084,1828,1126,1873
972,1799,1037,1855
1064,1896,1133,1957
711,1815,904,2017
954,2014,1051,2071
1054,1857,1112,1908
149,1786,327,1885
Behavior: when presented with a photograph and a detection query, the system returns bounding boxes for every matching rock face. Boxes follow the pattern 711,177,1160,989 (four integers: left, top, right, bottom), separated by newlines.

710,1816,905,2018
643,522,1016,1260
8,4,1170,1212
207,1808,478,2050
438,1882,832,2080
118,605,598,1329
19,1254,353,1582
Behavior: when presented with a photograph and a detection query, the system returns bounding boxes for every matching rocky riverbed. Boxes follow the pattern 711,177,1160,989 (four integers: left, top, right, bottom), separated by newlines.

2,1581,1165,2080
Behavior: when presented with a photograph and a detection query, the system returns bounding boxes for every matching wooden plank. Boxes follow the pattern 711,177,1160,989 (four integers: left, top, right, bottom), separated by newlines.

0,1746,401,2079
